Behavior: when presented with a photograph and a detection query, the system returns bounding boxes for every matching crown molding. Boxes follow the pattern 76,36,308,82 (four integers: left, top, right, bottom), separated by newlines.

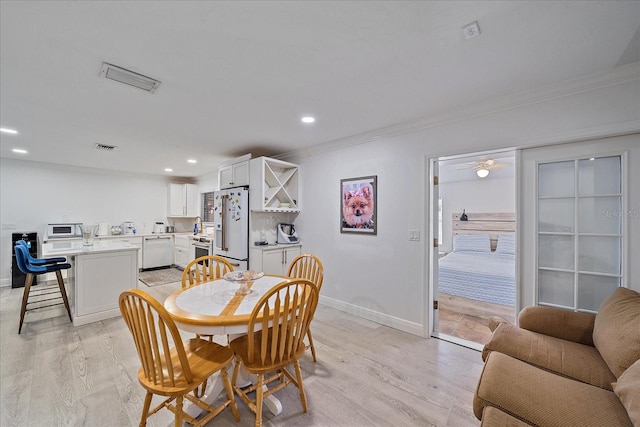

278,62,640,160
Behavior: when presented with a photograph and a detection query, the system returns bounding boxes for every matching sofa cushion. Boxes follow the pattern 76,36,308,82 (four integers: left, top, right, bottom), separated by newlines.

474,352,633,427
613,358,640,427
481,406,531,427
483,322,616,390
593,287,640,378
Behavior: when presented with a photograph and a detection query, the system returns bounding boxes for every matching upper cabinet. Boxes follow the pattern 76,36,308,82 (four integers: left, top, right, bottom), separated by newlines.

218,154,250,189
250,157,301,212
167,183,199,217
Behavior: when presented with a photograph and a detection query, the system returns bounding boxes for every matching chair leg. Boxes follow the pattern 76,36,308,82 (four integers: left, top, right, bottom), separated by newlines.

139,391,152,427
18,274,34,334
306,328,317,362
255,373,264,427
294,360,308,413
221,366,240,421
174,395,183,427
55,270,72,322
231,357,241,389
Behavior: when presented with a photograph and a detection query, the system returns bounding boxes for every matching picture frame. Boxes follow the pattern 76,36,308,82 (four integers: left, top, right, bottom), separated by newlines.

340,175,377,235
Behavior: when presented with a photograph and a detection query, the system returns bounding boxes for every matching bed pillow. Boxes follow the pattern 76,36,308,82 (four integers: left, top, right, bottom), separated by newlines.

495,234,516,255
453,234,491,253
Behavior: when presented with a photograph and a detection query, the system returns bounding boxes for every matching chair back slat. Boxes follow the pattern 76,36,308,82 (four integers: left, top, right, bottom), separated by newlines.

182,255,235,288
287,254,324,290
119,289,193,387
247,279,318,366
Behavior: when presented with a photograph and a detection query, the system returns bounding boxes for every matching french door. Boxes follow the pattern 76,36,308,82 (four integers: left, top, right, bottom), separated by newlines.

520,135,637,312
537,156,622,311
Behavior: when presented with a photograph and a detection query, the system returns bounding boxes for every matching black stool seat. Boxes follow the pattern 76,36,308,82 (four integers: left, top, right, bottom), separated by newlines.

14,244,72,333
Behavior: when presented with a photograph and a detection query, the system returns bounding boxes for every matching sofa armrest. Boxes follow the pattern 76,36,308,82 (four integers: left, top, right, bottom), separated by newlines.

518,306,595,346
488,316,510,332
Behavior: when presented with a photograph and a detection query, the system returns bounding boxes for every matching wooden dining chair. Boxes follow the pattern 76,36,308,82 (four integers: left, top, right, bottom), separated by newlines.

182,255,235,288
287,254,324,362
230,279,319,427
119,289,239,427
180,255,235,343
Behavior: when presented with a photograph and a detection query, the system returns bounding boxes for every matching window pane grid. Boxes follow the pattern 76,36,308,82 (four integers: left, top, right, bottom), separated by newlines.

202,191,215,223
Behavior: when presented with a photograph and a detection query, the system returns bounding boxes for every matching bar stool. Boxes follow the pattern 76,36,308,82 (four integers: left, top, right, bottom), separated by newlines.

14,243,73,333
15,240,66,265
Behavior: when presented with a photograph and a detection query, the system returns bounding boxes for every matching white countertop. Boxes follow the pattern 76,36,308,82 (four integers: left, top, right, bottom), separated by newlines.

42,239,139,257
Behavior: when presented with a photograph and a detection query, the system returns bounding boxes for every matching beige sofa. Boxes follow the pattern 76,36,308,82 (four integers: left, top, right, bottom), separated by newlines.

473,287,640,427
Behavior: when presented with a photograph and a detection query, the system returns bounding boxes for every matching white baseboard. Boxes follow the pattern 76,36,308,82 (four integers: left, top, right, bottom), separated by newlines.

319,295,425,337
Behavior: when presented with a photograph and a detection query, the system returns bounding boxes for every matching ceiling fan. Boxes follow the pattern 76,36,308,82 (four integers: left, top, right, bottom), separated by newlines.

455,158,511,178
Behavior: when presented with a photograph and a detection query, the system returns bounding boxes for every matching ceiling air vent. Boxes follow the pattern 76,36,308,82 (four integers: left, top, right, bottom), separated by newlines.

95,143,117,151
100,62,161,93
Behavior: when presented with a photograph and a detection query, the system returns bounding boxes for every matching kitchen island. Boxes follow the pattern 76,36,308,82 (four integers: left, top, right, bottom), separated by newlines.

42,240,139,326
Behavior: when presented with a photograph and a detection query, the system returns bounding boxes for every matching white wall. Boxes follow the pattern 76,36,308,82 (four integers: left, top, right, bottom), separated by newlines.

198,170,219,195
2,66,638,336
285,65,640,336
0,159,195,285
439,177,515,253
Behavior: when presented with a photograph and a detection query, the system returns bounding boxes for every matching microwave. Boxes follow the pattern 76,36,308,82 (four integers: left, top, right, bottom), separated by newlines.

47,223,82,239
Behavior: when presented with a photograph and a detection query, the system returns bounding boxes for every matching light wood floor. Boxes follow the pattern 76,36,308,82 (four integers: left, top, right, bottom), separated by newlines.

1,281,483,427
437,293,515,346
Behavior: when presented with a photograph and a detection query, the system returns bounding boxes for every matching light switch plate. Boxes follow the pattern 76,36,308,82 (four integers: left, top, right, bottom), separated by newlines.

408,230,420,241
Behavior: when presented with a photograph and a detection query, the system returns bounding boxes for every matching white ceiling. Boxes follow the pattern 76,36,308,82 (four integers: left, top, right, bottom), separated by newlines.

1,1,638,177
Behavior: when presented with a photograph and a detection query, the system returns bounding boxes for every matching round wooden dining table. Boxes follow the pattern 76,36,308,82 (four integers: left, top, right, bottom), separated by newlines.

164,274,292,335
163,274,293,418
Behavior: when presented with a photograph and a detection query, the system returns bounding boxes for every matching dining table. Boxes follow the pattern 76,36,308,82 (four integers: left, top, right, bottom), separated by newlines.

164,273,293,418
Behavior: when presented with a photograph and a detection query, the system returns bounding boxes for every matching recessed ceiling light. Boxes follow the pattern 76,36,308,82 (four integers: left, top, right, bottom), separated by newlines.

164,168,173,172
1,128,18,134
187,159,197,164
301,116,315,124
12,148,27,154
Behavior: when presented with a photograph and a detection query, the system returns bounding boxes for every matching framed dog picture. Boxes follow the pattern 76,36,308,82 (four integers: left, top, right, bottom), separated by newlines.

341,175,377,235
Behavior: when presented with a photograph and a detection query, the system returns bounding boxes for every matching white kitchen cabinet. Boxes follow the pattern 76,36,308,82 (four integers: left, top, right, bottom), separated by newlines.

250,245,301,276
173,234,195,269
75,249,137,320
221,162,249,189
115,237,142,269
218,157,250,189
250,157,301,212
167,183,199,217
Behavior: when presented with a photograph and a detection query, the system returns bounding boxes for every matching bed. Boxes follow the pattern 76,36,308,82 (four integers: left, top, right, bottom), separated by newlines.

438,212,516,306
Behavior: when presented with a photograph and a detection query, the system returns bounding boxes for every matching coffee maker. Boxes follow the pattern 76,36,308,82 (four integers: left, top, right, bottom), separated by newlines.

121,221,136,235
277,223,299,244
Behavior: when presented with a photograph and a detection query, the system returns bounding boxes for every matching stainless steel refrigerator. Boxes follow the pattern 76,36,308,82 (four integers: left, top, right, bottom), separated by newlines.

213,187,249,270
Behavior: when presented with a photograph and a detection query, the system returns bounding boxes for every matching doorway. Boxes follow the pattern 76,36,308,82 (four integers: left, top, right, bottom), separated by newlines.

429,150,517,349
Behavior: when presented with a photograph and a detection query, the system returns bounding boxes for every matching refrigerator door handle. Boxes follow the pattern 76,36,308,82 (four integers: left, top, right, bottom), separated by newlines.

220,195,228,251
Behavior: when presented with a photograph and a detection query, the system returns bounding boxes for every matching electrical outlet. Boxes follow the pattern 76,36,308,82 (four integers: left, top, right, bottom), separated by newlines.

462,21,481,39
